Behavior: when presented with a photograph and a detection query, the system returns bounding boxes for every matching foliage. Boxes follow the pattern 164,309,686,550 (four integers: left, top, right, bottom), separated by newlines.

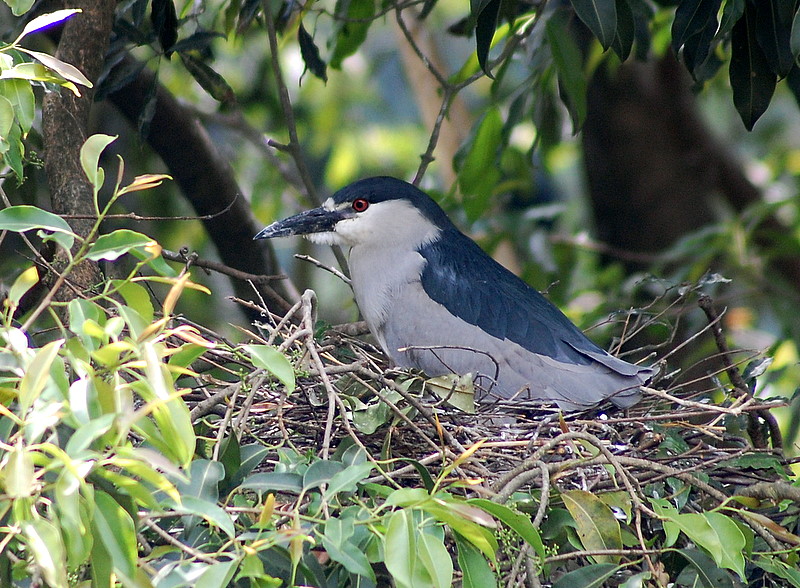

1,0,800,585
0,9,92,180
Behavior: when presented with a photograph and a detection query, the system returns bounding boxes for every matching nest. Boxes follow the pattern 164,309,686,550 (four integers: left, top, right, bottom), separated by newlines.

186,288,797,585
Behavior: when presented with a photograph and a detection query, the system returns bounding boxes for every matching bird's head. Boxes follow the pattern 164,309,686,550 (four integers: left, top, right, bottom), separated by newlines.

254,177,452,249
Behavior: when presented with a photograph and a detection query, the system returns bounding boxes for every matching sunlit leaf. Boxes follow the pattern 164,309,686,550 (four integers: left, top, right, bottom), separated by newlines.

18,339,64,414
85,229,157,261
80,134,117,191
13,9,81,41
4,440,35,498
5,265,38,312
18,48,92,88
22,519,69,588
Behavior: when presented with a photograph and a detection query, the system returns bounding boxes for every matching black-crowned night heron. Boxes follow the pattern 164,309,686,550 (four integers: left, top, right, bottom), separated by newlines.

255,177,652,410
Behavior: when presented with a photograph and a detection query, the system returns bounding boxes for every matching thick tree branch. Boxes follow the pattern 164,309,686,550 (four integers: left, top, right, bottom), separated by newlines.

41,0,116,296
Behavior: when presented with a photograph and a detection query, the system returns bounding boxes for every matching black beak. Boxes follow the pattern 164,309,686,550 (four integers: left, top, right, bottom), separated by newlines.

254,206,350,240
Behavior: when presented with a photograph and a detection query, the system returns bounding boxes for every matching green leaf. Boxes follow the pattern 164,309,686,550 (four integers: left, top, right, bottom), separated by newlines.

791,5,800,60
114,280,155,326
468,499,545,559
6,265,38,311
562,489,622,564
754,555,800,586
546,9,588,131
457,108,503,221
5,0,35,16
151,0,179,54
141,342,195,467
474,0,502,76
455,533,496,588
92,491,137,579
384,510,450,588
330,0,375,69
241,472,304,493
298,22,328,83
0,95,13,140
0,79,35,135
418,528,454,588
321,517,376,581
179,53,236,104
243,344,295,391
179,459,225,502
552,563,621,588
4,441,34,498
753,0,794,77
303,459,345,491
610,0,635,61
1,117,24,180
322,461,374,497
196,560,238,587
65,413,116,456
0,205,75,251
178,495,236,538
13,9,81,41
17,49,93,88
21,519,69,588
18,339,64,414
569,0,617,49
671,0,721,77
674,548,736,588
79,134,117,191
650,499,746,578
54,471,92,567
86,229,157,261
730,5,776,130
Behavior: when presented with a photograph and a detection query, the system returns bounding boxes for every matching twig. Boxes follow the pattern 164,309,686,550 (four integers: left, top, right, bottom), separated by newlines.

294,254,351,284
162,248,286,284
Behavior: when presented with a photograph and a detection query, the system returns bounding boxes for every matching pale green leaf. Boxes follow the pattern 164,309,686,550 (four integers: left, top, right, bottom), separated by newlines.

6,265,38,310
18,339,64,413
0,78,35,134
4,441,34,498
5,0,35,16
0,95,13,139
79,134,117,190
22,519,69,588
243,344,295,391
18,48,92,87
86,229,157,261
418,530,454,588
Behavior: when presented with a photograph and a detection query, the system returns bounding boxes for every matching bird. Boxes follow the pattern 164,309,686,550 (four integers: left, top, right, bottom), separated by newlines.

255,177,653,410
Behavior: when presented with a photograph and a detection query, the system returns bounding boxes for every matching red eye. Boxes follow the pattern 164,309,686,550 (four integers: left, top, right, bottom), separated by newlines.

352,198,369,212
